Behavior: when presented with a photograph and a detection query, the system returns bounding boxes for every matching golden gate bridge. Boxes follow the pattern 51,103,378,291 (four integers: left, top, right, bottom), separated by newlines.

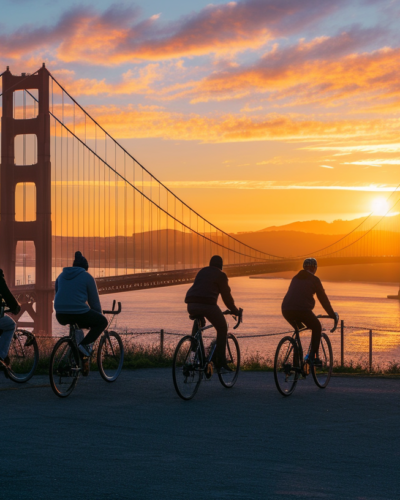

1,65,400,334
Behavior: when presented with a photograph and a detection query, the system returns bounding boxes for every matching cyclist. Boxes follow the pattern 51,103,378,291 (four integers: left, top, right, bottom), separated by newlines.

281,257,338,366
0,268,21,372
185,255,241,372
54,251,107,357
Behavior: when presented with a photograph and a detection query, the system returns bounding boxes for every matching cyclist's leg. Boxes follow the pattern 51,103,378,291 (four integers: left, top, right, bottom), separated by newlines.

294,310,322,358
202,305,227,366
77,310,108,346
187,303,227,365
0,315,16,361
56,311,107,346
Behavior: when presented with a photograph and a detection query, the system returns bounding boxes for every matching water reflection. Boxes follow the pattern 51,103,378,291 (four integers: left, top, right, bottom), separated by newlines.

51,276,400,367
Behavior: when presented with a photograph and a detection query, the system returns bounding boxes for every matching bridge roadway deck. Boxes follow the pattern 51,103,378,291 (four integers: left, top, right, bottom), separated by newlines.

11,256,400,296
1,370,398,499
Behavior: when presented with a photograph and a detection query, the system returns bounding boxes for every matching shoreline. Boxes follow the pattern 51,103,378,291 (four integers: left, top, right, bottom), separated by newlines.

249,276,400,287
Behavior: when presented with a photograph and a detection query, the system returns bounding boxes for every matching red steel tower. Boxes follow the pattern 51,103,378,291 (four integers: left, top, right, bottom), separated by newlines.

0,65,53,334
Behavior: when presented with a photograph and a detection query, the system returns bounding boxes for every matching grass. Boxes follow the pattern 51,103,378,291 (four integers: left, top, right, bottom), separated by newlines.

9,339,400,377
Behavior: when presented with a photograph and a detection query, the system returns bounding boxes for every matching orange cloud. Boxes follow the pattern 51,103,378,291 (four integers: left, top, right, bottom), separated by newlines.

52,104,400,143
0,1,345,64
180,33,400,111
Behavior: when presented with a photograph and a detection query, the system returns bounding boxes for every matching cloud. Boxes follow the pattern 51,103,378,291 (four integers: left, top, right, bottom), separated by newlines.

177,29,400,109
320,165,334,168
47,104,400,143
304,144,400,153
0,0,345,64
343,159,400,166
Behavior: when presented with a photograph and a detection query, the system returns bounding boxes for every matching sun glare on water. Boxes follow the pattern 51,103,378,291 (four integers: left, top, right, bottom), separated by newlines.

371,197,390,215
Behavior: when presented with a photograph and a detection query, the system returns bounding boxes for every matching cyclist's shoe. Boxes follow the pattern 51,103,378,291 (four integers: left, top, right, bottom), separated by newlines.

309,357,323,367
78,343,93,358
214,362,233,374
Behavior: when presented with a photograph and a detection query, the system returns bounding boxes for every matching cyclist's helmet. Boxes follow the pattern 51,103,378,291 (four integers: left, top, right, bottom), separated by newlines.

303,257,317,270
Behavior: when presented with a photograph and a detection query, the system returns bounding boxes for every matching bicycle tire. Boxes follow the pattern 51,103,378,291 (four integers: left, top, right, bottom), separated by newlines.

274,336,299,397
49,337,81,398
97,331,124,382
218,333,240,388
8,330,39,383
311,333,333,389
172,335,203,400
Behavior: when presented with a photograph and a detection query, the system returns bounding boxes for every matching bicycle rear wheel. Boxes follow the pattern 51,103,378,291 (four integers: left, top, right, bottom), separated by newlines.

172,335,203,400
274,336,299,396
218,333,240,388
49,337,81,398
311,333,333,388
97,331,124,382
8,330,39,383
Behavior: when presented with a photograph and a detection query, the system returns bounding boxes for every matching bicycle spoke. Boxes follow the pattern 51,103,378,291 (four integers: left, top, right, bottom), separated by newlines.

274,337,299,396
8,330,39,383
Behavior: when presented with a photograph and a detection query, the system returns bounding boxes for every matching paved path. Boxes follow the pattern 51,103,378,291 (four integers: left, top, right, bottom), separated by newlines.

1,370,399,500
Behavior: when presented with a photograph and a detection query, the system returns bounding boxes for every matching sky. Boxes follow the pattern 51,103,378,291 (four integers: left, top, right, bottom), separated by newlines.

2,0,400,232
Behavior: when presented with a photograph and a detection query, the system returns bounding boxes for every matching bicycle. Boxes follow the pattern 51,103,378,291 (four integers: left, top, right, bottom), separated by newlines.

0,301,39,383
172,308,243,400
49,300,124,398
274,314,338,397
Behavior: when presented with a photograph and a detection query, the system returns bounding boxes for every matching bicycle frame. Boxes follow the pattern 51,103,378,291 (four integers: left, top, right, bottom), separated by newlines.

191,321,215,371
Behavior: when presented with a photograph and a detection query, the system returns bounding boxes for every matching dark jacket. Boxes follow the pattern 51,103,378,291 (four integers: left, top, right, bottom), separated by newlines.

185,266,239,315
54,267,102,314
0,269,19,313
282,270,335,317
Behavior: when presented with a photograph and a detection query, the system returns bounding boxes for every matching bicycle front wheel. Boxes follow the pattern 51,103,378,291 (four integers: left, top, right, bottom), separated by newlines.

218,333,240,388
97,331,124,382
311,333,333,388
8,330,39,383
274,336,299,397
172,335,203,400
49,337,81,398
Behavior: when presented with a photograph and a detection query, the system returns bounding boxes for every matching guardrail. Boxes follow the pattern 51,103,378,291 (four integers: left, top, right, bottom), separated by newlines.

40,320,400,372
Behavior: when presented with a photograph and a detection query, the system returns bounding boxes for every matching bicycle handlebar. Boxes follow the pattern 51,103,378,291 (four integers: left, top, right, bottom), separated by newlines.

103,300,122,316
316,313,339,333
222,308,243,330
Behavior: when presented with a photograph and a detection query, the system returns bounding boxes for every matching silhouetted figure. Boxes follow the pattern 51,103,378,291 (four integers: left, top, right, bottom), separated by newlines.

0,269,21,371
185,255,240,371
54,251,107,357
282,258,338,366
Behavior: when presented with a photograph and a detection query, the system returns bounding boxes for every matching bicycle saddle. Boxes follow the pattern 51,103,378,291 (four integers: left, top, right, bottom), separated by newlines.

189,315,206,327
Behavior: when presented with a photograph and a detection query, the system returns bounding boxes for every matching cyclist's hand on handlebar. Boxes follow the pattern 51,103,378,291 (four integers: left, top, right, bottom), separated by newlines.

330,312,339,333
233,308,243,330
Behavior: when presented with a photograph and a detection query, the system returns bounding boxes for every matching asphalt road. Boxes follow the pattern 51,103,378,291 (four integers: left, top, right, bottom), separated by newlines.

1,370,399,500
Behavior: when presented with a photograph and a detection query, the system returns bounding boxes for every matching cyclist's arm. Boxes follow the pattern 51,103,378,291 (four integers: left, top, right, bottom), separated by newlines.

86,275,102,313
0,269,20,314
315,279,335,318
219,274,240,316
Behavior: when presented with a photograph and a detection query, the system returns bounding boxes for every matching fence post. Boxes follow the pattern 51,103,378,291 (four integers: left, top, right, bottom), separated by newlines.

369,329,373,372
160,329,164,357
340,320,344,366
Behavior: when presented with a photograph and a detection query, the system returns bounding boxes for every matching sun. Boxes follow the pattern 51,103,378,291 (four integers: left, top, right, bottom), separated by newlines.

371,197,389,215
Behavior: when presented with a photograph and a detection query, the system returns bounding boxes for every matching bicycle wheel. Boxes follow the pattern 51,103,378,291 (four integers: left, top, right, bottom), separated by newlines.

218,333,240,388
274,336,299,396
97,331,124,382
8,330,39,383
311,333,333,388
172,335,203,400
49,337,81,398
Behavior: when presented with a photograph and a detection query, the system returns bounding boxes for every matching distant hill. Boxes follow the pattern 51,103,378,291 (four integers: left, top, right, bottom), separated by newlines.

257,215,400,236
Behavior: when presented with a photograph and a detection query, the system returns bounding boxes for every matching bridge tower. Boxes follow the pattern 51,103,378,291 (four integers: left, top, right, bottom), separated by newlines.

0,65,53,334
